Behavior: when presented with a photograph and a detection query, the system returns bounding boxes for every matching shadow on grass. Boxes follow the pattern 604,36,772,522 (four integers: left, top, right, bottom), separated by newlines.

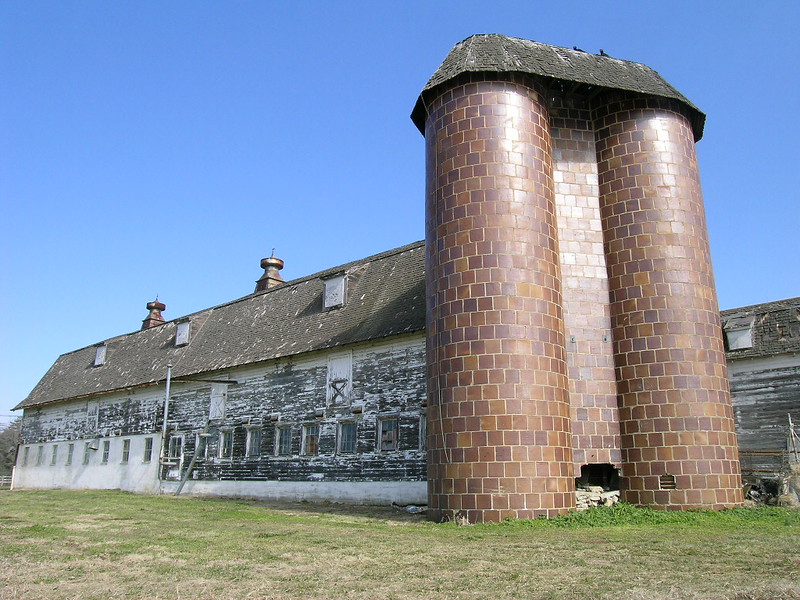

191,495,428,523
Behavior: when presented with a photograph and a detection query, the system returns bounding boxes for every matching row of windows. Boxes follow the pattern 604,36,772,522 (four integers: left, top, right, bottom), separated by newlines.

170,417,423,461
20,417,426,467
20,437,155,467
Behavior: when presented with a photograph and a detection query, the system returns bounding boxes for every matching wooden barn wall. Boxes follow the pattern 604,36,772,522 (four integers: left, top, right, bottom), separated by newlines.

19,334,427,485
729,358,800,474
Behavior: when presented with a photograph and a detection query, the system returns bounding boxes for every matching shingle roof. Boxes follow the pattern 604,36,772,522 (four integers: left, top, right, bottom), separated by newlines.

411,34,705,139
721,297,800,359
16,241,427,410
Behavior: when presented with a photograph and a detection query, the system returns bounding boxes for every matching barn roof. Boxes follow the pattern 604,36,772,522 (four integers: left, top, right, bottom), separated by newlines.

411,34,705,139
721,297,800,360
16,241,427,410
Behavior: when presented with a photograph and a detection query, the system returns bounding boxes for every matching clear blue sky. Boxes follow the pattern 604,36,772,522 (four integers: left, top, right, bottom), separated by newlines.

1,1,798,424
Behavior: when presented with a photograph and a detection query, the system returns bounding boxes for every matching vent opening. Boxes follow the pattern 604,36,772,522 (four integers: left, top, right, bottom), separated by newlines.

659,474,677,490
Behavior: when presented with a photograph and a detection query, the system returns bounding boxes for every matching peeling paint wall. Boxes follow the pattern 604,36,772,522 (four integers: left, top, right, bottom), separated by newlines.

15,334,427,502
729,354,800,475
724,301,800,478
170,335,426,485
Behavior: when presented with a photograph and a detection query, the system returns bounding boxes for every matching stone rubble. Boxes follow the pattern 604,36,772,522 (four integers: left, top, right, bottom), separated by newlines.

576,486,620,510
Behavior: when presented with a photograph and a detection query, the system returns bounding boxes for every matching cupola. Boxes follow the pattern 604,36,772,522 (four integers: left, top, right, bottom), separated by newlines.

255,253,285,292
141,299,166,330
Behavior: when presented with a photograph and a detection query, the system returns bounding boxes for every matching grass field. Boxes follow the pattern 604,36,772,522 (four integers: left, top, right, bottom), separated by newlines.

0,490,798,600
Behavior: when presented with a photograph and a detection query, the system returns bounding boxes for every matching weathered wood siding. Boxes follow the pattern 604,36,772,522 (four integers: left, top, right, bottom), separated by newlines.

729,356,800,474
17,334,427,492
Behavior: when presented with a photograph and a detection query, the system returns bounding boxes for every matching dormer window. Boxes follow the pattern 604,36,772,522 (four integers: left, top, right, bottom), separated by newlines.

175,321,190,347
94,344,107,367
323,274,346,309
724,316,754,350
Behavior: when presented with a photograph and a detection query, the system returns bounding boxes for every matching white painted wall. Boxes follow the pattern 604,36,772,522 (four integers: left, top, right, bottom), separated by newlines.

161,479,427,505
12,433,162,494
727,351,800,376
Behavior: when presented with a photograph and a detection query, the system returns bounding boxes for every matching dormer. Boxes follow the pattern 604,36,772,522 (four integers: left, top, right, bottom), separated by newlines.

724,316,755,351
322,273,346,310
175,320,191,347
93,343,107,367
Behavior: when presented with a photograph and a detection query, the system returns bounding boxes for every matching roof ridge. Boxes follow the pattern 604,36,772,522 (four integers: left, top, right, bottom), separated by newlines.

21,240,427,369
720,297,800,314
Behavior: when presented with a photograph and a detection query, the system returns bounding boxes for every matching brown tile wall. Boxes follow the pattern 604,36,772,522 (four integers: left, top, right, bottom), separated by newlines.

424,73,574,522
549,96,622,470
593,93,742,508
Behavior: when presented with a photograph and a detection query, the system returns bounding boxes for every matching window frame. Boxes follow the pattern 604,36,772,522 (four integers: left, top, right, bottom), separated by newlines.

301,424,320,455
378,417,399,452
94,344,107,367
66,443,74,466
175,320,191,346
168,435,184,460
245,427,262,458
101,440,110,464
195,433,210,461
322,274,347,309
725,327,754,350
50,444,58,466
275,426,292,456
218,429,234,460
121,439,131,464
338,421,357,454
143,437,154,463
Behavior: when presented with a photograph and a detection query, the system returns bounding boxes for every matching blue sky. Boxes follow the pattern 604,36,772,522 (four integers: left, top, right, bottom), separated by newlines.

1,1,798,423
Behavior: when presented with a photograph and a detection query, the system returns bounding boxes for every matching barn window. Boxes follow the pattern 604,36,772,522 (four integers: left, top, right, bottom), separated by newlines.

195,433,210,460
276,426,292,456
36,445,43,466
83,442,92,465
66,443,74,466
326,352,352,405
121,439,131,464
21,446,29,467
94,344,107,367
338,422,357,454
209,384,227,421
724,316,754,350
323,274,346,309
101,440,111,464
50,445,58,466
168,436,183,460
302,424,319,455
725,327,753,350
219,429,234,459
246,427,262,458
143,437,154,463
175,320,191,347
378,417,399,451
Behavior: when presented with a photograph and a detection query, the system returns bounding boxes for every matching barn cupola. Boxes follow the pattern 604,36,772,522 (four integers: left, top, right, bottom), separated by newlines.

141,299,166,330
255,253,285,292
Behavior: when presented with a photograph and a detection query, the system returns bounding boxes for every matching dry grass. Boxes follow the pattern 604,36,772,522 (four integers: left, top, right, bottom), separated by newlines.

0,490,798,600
